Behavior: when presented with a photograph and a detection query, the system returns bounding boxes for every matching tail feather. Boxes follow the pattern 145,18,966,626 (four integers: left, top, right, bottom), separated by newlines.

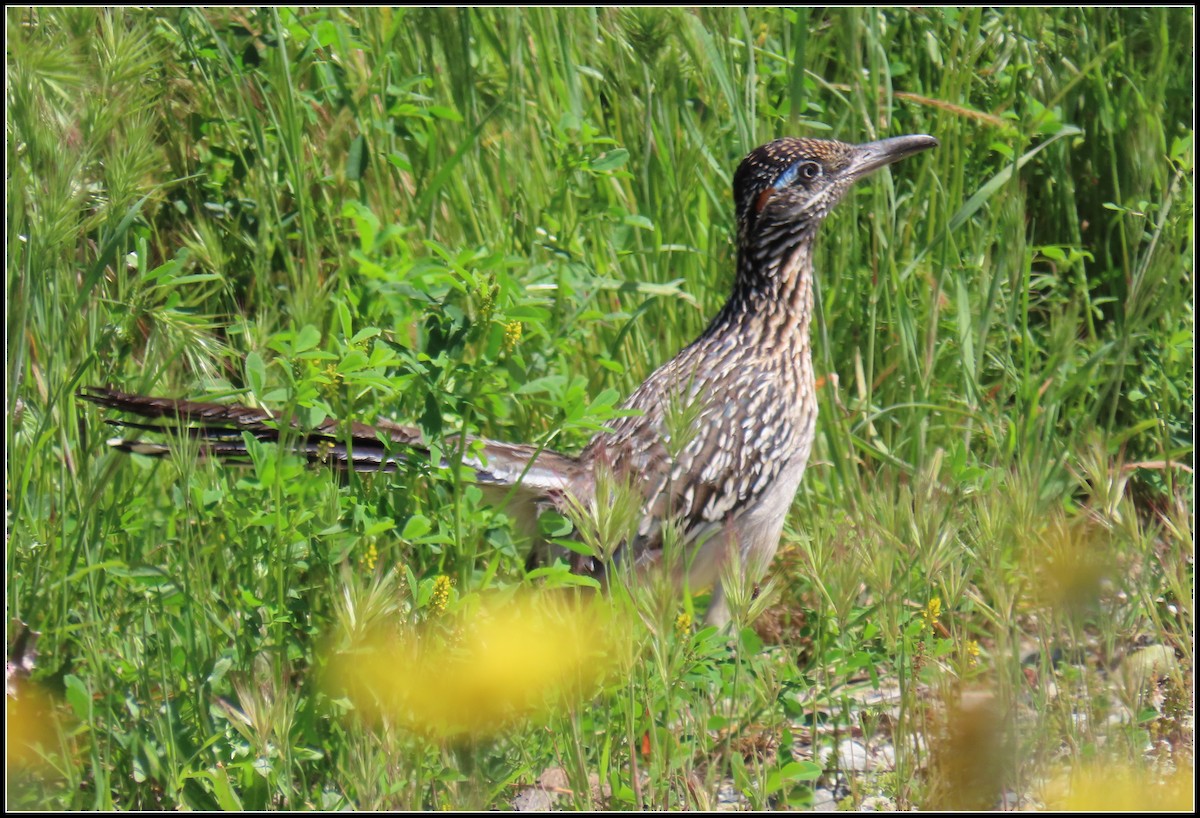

77,386,579,489
101,427,404,472
81,385,602,584
79,386,419,472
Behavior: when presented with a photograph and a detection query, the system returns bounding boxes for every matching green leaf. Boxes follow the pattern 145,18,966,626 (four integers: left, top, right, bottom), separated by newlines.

537,510,574,538
365,519,396,537
346,134,366,181
401,514,432,539
427,104,464,121
764,761,818,795
589,148,629,172
64,674,90,720
245,351,266,395
516,375,567,396
201,767,244,811
294,325,322,353
350,326,381,345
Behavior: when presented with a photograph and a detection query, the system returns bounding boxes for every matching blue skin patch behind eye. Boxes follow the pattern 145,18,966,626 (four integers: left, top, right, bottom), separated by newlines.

757,161,820,213
772,163,801,190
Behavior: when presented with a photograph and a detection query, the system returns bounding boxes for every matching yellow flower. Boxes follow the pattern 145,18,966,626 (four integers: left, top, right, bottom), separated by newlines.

359,541,378,573
966,640,980,667
1043,764,1193,811
674,611,692,638
502,321,523,353
323,362,344,392
430,574,452,614
6,684,58,771
326,593,630,737
316,438,336,464
922,597,942,631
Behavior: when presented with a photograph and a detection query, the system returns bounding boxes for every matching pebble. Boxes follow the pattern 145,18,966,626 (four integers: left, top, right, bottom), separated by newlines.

511,788,557,812
859,795,897,811
1120,645,1178,699
838,739,871,772
714,782,746,811
810,787,839,811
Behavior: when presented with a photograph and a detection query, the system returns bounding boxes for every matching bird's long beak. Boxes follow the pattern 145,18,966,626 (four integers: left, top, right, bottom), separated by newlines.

847,134,939,180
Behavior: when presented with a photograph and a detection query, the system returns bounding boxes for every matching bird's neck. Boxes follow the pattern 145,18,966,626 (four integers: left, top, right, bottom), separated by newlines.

709,226,817,356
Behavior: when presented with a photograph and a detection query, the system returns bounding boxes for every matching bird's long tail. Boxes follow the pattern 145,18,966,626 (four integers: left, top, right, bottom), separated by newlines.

76,386,578,493
77,386,424,471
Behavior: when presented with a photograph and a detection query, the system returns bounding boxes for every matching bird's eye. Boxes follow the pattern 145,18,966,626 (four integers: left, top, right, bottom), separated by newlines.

773,160,823,190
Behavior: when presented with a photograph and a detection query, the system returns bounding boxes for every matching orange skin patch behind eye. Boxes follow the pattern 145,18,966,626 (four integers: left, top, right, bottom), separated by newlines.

755,188,774,213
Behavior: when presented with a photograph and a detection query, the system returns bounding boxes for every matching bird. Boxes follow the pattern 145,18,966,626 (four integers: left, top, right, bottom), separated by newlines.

79,133,938,626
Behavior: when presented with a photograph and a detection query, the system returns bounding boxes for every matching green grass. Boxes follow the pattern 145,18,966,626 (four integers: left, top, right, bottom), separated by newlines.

7,7,1192,810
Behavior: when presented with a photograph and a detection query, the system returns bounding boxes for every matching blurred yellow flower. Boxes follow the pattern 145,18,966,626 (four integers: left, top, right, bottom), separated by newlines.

327,593,630,737
359,541,378,573
965,639,980,667
1043,764,1193,811
6,685,58,770
1024,514,1112,615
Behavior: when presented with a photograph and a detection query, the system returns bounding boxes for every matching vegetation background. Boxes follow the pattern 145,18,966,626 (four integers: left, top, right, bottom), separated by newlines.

7,7,1192,810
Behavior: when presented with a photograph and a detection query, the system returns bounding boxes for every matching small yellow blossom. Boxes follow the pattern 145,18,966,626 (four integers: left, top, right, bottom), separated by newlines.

922,596,942,631
966,639,980,666
502,321,523,353
431,574,452,614
674,611,692,638
359,541,378,573
323,362,344,390
316,438,336,463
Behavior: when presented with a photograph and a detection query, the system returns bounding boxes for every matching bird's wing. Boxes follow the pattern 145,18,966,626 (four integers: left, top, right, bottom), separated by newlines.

583,360,802,562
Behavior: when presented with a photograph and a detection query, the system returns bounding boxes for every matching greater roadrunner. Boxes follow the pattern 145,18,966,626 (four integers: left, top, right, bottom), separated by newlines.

80,134,938,625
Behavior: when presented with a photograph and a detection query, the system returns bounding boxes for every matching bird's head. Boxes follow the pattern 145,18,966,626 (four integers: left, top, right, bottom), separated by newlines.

733,134,938,239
